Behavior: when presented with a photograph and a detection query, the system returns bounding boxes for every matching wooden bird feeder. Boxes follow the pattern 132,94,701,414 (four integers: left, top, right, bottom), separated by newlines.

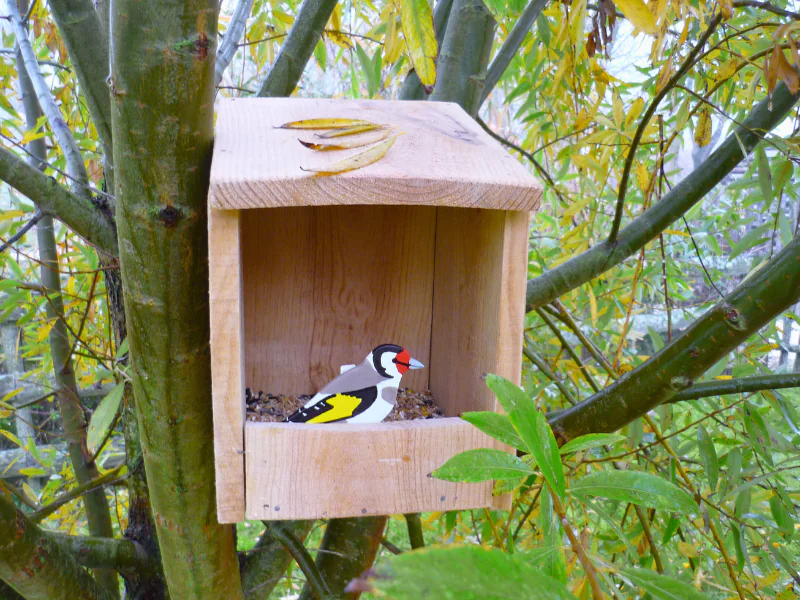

208,98,541,523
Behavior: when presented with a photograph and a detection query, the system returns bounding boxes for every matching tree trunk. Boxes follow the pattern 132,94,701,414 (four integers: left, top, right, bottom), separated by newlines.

109,2,243,597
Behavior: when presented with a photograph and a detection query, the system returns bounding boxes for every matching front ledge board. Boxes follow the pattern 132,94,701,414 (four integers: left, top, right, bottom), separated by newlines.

210,98,542,211
245,417,505,521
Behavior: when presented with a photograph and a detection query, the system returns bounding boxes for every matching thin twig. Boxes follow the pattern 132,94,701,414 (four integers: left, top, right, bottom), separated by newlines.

523,338,580,406
608,13,722,244
0,207,42,253
30,464,127,522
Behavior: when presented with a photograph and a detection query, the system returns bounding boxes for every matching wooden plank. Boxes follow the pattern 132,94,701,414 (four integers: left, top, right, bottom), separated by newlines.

245,418,496,520
429,208,507,417
210,98,542,212
208,205,246,523
241,205,435,395
491,210,530,510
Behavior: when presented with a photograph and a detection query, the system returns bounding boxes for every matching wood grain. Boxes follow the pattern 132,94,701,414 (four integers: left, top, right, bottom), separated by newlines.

208,204,246,523
429,208,507,417
245,418,498,521
210,98,541,212
241,205,435,394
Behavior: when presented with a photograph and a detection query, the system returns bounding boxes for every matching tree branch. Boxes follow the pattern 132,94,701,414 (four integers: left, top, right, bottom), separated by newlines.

5,0,91,193
47,0,113,158
0,146,117,258
239,521,314,599
49,533,156,578
525,82,800,312
403,513,425,549
266,522,331,600
608,13,722,244
480,0,548,105
733,0,800,19
298,517,386,600
256,0,338,98
669,373,800,403
0,493,112,600
430,0,496,117
215,0,254,86
30,464,126,523
549,234,800,441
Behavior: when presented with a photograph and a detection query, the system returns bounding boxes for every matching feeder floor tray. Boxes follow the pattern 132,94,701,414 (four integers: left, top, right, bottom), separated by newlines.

245,388,444,423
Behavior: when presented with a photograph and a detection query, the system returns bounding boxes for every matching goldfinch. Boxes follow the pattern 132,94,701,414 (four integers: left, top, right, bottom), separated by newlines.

286,344,424,424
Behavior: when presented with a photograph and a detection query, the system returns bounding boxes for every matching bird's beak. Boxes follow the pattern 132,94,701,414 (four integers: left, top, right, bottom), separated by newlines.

408,357,425,370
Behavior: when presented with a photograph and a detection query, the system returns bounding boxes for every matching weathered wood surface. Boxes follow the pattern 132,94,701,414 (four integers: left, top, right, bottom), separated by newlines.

245,418,497,521
210,98,542,211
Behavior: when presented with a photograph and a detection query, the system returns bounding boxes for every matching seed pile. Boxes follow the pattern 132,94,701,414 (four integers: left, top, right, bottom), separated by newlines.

245,388,443,423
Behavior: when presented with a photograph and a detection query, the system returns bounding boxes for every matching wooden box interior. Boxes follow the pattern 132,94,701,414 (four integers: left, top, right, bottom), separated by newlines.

237,205,527,521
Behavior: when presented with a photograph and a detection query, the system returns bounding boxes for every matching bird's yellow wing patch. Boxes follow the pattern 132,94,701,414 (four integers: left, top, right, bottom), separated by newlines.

307,394,361,423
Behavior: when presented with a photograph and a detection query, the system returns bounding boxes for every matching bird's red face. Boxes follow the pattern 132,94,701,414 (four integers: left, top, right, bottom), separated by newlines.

393,349,412,374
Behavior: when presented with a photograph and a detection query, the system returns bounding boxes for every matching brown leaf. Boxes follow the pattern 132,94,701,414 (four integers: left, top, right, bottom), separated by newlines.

775,48,800,94
301,135,398,175
766,46,780,95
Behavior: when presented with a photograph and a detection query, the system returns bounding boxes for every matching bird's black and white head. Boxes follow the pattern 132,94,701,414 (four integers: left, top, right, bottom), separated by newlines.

368,344,424,379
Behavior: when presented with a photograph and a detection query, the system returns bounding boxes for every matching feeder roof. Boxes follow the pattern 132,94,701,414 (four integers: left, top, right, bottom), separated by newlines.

209,98,542,211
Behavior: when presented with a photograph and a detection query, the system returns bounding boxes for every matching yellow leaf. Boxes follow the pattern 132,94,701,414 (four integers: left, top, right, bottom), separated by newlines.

398,0,438,86
0,210,24,221
694,108,711,147
636,163,650,191
588,286,598,327
757,570,780,587
327,30,354,50
384,14,402,64
715,58,740,83
677,541,699,557
615,0,658,35
298,128,391,151
301,135,399,175
315,123,389,139
272,10,295,26
612,93,624,129
625,98,645,128
655,56,673,93
36,321,54,343
278,118,377,130
0,429,22,447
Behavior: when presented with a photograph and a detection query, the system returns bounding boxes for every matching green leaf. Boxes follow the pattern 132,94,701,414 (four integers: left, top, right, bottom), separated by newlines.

729,223,771,260
431,449,534,483
559,433,627,455
540,492,567,583
87,382,125,454
571,470,697,514
770,494,795,534
647,327,664,352
115,337,129,360
355,44,380,97
618,567,711,600
399,0,438,86
724,447,742,495
756,144,773,207
313,38,327,70
509,402,565,498
697,425,719,492
357,545,577,599
461,411,524,449
485,373,530,413
743,401,774,467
